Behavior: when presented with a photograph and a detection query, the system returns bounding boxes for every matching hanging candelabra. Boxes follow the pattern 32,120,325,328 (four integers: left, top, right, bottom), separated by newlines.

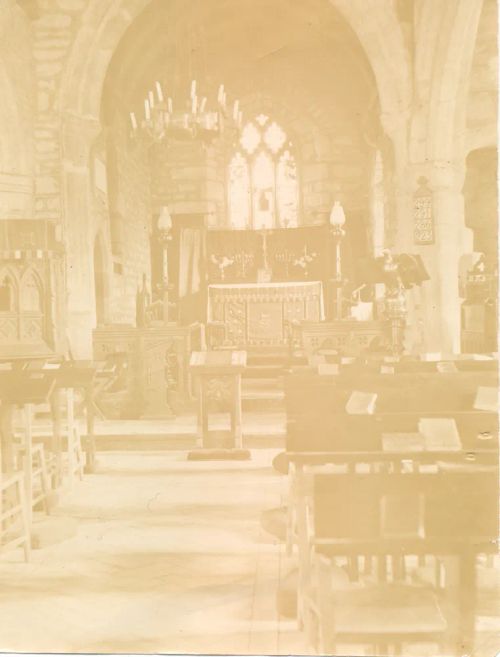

129,79,243,145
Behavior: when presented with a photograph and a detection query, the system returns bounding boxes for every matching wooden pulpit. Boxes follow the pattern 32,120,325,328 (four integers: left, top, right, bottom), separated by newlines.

189,350,247,450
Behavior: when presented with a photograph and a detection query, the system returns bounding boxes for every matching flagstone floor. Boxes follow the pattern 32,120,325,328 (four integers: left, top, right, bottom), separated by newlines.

0,448,499,656
0,449,310,655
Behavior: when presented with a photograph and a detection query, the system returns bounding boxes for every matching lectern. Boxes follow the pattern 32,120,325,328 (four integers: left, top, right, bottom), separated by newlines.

189,351,247,450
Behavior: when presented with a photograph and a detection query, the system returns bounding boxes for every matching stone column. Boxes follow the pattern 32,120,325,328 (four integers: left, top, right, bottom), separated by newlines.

408,161,472,355
61,113,101,358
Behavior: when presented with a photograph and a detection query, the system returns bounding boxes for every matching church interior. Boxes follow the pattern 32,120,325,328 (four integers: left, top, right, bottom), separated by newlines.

0,0,499,655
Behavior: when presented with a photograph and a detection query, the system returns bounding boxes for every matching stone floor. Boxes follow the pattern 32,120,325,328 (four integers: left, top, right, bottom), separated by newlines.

1,448,499,656
0,449,310,655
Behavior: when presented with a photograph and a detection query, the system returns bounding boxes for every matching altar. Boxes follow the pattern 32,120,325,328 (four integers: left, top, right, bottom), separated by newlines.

207,281,324,348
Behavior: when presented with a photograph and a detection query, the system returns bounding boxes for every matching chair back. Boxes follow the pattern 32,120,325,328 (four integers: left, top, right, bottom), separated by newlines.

313,469,498,555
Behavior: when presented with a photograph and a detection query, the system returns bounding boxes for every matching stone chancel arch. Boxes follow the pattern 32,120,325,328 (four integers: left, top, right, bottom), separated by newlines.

31,0,495,356
0,0,498,652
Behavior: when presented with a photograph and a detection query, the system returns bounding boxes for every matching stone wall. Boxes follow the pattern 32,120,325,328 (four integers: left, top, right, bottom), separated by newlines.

106,118,152,325
150,102,373,232
151,140,223,225
32,0,85,222
0,1,35,218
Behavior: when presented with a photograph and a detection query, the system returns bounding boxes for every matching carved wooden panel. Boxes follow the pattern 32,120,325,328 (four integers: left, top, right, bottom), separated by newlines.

208,282,324,348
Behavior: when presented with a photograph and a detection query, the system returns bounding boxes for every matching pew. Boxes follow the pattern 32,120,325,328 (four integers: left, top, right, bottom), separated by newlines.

301,469,498,655
285,370,498,417
281,363,499,650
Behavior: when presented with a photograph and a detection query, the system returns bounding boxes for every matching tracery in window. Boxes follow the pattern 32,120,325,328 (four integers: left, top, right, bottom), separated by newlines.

228,115,298,229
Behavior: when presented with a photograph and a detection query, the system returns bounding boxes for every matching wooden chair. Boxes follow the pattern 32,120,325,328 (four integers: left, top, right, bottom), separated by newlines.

299,470,493,655
13,442,51,514
12,387,84,489
0,471,31,561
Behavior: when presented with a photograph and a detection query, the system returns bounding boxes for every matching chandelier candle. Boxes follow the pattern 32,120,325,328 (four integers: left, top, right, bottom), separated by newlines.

155,81,163,102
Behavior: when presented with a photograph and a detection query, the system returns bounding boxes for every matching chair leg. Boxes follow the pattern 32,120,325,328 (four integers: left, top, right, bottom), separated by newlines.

75,428,84,480
39,448,51,514
18,480,31,562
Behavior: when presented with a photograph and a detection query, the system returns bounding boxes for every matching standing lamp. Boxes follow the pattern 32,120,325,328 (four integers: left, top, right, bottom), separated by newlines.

329,201,346,320
157,205,173,324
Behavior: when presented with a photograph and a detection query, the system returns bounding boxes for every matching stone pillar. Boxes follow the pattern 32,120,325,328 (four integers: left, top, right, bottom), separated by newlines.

408,161,472,355
61,113,101,358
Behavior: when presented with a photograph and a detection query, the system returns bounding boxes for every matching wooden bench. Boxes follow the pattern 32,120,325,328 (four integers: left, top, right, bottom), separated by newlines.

281,365,499,644
301,469,498,655
285,370,498,417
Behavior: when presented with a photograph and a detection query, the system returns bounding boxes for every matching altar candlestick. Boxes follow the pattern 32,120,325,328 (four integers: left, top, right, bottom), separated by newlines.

191,95,198,114
144,99,151,120
200,96,207,112
190,79,196,98
148,90,155,108
167,97,173,113
130,112,137,130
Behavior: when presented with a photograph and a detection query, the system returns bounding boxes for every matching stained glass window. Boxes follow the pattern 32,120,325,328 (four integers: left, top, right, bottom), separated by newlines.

228,116,299,229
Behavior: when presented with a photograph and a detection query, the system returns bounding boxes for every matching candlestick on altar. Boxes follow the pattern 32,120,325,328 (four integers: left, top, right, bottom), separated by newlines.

130,112,137,130
148,90,155,109
144,99,151,120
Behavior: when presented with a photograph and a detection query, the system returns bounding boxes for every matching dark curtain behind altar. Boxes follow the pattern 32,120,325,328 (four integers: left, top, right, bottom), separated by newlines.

150,216,370,322
206,220,370,314
207,226,334,284
151,214,207,325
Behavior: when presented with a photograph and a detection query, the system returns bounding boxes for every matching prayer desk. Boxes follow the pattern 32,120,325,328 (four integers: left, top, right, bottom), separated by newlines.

190,351,247,449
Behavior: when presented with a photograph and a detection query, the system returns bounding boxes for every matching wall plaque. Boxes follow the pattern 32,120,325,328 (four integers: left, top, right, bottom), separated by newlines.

413,176,434,245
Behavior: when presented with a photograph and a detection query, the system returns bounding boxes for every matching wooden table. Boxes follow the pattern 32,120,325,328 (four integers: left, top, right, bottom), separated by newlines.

189,351,247,449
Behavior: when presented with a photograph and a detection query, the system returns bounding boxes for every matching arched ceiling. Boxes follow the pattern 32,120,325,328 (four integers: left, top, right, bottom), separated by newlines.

101,0,381,140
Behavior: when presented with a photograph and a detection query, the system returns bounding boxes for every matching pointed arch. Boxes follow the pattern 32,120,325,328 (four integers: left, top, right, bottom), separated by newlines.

19,267,44,312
